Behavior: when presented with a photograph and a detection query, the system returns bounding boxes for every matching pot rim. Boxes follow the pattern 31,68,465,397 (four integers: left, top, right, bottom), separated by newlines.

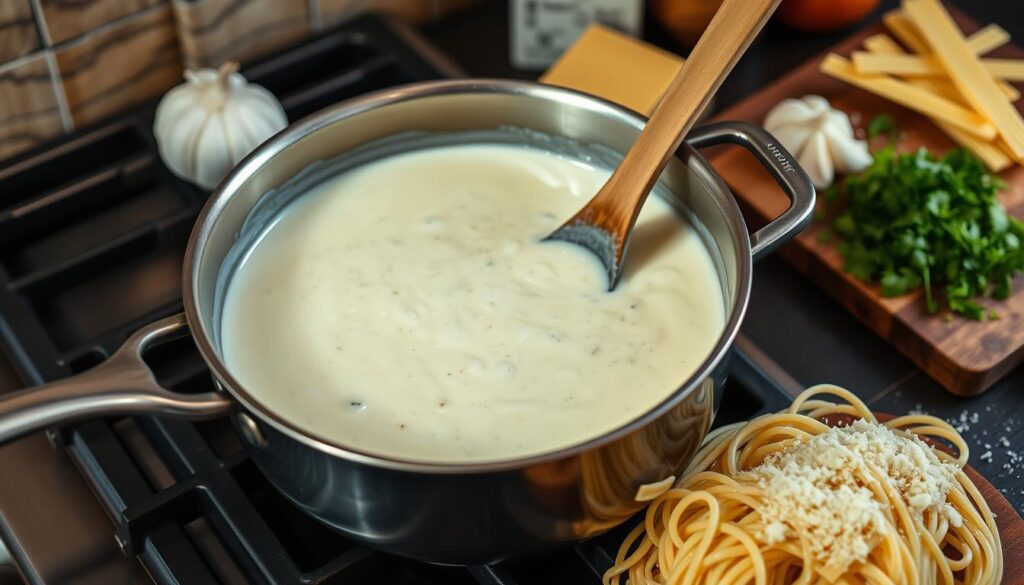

182,78,753,474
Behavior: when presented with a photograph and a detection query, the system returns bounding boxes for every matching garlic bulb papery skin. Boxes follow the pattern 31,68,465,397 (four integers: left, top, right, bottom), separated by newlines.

764,95,873,190
154,62,288,189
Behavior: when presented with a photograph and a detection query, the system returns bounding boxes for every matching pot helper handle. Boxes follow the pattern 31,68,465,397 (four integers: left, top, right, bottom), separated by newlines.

687,121,816,261
0,314,233,444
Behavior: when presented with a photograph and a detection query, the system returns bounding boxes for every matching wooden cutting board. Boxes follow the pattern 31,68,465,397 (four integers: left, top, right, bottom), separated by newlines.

708,9,1024,396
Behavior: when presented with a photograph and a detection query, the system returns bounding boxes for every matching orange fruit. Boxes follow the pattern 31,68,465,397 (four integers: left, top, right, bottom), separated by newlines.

775,0,881,33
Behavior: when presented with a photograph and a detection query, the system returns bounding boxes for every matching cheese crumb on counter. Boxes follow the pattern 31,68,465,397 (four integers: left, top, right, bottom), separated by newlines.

744,419,960,574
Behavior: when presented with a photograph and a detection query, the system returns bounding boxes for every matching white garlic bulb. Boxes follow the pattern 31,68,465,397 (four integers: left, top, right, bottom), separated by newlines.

154,62,287,189
764,95,872,189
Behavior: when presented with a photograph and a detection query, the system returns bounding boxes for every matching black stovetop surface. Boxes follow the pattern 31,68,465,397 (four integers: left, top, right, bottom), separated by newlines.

0,2,1022,584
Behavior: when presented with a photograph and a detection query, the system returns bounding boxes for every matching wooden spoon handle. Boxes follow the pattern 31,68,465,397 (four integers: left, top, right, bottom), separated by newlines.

584,0,780,235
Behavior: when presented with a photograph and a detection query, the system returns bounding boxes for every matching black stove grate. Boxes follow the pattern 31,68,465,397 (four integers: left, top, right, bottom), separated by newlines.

0,16,793,584
84,339,792,585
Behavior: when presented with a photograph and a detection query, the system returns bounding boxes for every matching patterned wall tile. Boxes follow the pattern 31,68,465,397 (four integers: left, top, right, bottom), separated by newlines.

317,0,432,30
172,0,310,69
0,1,40,64
38,0,165,46
0,53,65,161
55,5,181,127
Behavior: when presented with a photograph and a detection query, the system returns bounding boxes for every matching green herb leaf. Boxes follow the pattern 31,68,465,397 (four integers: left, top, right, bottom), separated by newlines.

828,147,1022,319
823,184,840,202
880,270,920,296
868,114,897,140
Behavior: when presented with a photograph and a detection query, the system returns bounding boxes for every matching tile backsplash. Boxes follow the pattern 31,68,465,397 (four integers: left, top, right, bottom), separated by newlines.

0,0,477,162
174,0,311,68
38,0,165,45
0,1,40,63
56,4,182,127
0,53,64,161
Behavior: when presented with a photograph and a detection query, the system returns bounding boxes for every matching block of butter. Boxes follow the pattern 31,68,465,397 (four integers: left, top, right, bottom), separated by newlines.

540,24,684,116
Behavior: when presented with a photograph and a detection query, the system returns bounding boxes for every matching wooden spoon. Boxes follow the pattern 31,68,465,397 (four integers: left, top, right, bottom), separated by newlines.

546,0,781,290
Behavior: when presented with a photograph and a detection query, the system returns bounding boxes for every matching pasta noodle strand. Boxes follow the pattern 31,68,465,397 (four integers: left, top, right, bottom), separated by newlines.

603,384,1002,585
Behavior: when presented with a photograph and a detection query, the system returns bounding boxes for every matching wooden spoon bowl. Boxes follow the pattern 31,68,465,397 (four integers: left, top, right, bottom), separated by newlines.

546,0,781,289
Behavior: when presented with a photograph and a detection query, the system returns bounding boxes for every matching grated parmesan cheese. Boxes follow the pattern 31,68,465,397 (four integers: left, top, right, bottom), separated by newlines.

743,419,960,576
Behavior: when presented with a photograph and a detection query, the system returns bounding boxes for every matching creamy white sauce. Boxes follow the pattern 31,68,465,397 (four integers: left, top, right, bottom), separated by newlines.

221,144,725,463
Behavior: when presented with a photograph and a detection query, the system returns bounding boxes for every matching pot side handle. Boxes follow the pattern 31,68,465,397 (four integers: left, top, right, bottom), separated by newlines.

687,121,815,261
0,314,233,445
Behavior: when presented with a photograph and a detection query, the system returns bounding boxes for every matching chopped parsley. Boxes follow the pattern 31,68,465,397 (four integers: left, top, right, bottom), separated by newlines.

831,146,1022,319
867,113,897,140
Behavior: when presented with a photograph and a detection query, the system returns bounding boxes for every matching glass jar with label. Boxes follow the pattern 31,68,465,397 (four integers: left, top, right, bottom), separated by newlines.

509,0,644,69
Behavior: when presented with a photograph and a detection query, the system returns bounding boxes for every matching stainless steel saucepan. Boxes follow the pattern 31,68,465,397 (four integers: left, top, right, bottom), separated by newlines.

0,80,813,565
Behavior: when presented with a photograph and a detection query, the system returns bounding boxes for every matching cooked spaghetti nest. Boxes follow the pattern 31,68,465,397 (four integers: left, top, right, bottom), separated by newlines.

603,384,1002,585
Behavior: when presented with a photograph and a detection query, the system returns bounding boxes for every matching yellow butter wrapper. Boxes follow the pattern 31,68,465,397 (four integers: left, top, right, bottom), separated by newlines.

541,24,684,116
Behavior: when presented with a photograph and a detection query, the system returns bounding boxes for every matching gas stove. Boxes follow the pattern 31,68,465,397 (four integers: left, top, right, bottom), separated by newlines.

0,6,1021,585
0,14,798,585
